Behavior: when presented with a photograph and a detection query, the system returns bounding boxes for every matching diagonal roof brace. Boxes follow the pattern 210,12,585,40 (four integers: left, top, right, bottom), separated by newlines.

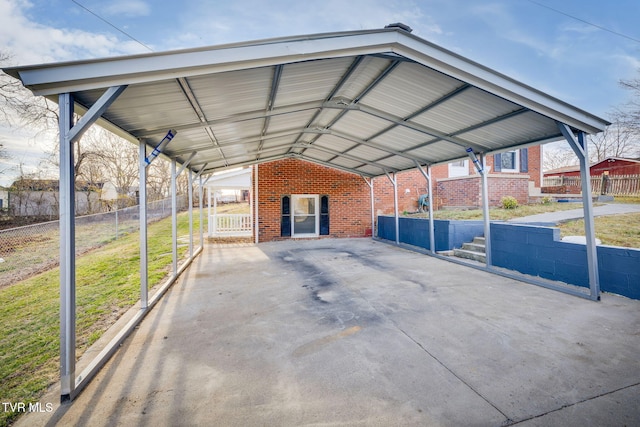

68,85,127,143
176,151,197,176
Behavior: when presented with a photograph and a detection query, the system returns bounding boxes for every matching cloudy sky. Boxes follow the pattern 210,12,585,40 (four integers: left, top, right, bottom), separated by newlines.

0,0,639,185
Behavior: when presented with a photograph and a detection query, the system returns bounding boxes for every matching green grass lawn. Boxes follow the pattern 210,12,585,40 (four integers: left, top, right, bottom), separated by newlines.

0,212,200,427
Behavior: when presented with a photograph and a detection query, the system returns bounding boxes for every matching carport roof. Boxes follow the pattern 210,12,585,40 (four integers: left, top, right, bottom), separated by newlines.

4,25,610,178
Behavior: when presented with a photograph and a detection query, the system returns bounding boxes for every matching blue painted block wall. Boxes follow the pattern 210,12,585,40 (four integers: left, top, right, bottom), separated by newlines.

491,223,640,300
378,216,640,300
377,216,484,252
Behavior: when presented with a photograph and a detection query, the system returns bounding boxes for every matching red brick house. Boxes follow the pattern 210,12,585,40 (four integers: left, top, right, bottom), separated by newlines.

252,147,542,242
256,159,372,241
373,146,542,214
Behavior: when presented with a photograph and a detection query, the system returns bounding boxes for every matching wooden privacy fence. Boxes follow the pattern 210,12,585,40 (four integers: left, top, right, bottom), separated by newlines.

542,175,640,196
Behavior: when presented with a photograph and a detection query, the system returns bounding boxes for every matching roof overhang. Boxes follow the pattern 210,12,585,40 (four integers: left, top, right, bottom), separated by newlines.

4,26,611,178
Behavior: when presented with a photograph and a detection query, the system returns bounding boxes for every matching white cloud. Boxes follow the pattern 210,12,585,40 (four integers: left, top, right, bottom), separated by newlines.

0,0,148,65
103,0,151,18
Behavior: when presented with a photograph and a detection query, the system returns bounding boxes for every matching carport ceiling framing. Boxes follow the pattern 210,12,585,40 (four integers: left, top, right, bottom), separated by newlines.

5,26,609,178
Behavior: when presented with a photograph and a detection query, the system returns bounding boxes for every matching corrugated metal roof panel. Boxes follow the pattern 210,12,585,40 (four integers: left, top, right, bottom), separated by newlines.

405,141,468,162
460,111,558,150
188,68,272,120
331,110,390,139
275,58,354,107
333,56,393,102
346,144,393,160
361,62,463,118
370,126,434,152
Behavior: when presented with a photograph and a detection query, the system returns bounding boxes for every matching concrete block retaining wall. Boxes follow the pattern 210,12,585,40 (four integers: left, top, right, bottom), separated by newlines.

491,223,640,300
377,216,484,252
378,216,640,300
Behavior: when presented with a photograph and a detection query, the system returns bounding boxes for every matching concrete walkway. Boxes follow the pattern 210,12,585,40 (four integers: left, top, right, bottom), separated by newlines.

508,203,640,225
19,239,640,426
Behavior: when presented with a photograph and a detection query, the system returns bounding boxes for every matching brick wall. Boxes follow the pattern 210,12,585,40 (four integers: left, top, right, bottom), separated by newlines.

372,169,431,216
256,159,371,242
436,175,530,208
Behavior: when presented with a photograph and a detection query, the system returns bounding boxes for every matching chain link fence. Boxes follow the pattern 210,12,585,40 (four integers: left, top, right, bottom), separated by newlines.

0,196,187,289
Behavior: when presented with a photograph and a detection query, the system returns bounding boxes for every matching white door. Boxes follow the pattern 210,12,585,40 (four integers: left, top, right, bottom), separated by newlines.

291,195,319,238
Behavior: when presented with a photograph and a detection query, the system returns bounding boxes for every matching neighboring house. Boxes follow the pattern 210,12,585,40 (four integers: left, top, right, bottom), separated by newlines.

374,147,542,214
543,157,640,196
544,157,640,178
9,179,103,216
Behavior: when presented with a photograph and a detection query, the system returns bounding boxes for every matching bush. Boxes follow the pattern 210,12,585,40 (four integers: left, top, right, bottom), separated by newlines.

541,196,553,205
501,196,518,209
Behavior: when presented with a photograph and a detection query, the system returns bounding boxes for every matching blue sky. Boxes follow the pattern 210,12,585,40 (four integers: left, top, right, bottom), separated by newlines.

1,0,639,185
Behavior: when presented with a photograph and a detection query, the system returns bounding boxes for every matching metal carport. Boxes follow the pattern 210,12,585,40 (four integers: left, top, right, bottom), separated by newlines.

3,23,610,401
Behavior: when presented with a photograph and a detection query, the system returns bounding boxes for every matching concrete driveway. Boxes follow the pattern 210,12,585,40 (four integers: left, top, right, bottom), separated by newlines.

20,238,640,426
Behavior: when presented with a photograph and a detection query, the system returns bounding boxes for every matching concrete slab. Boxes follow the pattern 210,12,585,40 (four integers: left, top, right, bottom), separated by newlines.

18,238,640,426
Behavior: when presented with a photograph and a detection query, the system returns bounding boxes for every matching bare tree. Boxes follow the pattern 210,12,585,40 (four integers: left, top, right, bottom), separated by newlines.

543,144,578,171
587,118,638,162
619,77,640,138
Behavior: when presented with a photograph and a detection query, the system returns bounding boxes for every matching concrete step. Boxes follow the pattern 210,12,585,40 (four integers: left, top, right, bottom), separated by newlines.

472,236,485,245
461,242,485,253
453,248,486,263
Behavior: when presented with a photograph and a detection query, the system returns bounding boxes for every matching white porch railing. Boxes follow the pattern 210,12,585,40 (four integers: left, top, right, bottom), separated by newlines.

209,214,252,237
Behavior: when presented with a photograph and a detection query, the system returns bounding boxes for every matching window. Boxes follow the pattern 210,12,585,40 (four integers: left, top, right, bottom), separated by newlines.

291,195,319,238
494,149,528,173
448,159,469,177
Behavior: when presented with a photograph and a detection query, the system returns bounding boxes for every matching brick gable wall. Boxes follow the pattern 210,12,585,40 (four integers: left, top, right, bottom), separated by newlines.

256,159,372,242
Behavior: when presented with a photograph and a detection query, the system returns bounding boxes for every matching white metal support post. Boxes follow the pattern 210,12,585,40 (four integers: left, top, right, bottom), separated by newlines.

139,141,148,309
254,164,260,243
199,175,204,249
58,85,126,401
558,123,601,300
361,176,375,238
171,159,178,277
467,149,491,267
414,161,436,255
188,169,194,258
385,172,399,244
59,92,76,401
480,154,492,267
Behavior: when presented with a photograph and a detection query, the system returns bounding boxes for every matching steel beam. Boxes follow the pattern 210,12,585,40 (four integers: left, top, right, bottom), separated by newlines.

557,123,600,300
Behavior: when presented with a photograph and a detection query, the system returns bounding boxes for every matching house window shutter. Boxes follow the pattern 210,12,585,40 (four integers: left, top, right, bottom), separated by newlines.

520,149,528,172
281,196,291,237
494,153,502,172
320,195,329,235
